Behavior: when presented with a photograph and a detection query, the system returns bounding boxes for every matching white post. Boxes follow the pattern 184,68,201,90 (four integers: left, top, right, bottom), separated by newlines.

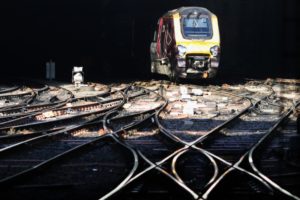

72,66,84,88
46,60,55,80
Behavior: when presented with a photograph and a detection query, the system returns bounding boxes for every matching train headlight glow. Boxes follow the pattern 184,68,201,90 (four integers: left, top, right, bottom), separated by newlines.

177,60,186,67
210,45,220,57
177,45,187,57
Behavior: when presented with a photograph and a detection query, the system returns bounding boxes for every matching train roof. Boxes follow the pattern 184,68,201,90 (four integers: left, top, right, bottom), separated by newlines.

164,7,213,17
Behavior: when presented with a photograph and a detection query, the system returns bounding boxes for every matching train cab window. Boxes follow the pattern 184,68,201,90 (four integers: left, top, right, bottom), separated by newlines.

182,16,212,39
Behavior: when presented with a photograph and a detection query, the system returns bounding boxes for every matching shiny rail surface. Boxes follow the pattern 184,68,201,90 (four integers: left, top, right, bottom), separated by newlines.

0,79,299,200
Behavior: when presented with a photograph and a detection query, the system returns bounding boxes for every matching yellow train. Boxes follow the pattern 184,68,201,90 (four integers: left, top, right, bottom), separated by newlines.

150,7,220,81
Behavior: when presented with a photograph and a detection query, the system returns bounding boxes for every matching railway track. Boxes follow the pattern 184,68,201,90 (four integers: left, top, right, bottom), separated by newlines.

0,92,126,135
0,79,299,200
0,85,20,94
0,86,162,183
0,83,74,123
0,87,36,110
256,113,300,196
98,83,300,200
197,102,300,200
0,91,126,184
0,85,167,200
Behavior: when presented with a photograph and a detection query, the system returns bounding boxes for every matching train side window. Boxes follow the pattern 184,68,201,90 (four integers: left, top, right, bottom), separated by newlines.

166,20,173,45
160,22,166,54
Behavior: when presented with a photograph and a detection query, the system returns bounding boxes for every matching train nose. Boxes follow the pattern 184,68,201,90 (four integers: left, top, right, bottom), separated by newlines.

192,60,205,69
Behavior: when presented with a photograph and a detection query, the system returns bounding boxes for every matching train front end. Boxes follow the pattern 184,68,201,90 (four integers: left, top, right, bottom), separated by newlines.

173,7,220,79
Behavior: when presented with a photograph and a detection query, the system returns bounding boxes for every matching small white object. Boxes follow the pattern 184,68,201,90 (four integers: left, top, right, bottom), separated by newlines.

73,66,83,73
183,106,194,115
166,91,178,97
191,89,203,96
181,94,191,99
169,111,181,116
173,103,182,109
187,101,197,106
180,86,188,95
218,103,228,108
73,73,83,82
123,103,131,109
183,101,196,115
66,103,73,107
183,119,194,126
151,117,155,123
168,97,177,102
72,66,84,87
222,97,229,101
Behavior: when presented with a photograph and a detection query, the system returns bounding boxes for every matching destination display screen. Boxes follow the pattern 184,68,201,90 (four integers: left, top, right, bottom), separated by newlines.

182,17,212,38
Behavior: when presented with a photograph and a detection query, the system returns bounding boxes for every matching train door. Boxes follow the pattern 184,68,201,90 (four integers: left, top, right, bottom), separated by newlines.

150,19,161,73
150,17,172,75
162,18,175,59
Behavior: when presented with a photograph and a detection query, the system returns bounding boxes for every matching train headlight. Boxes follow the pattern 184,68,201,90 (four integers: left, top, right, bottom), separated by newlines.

177,45,187,57
210,46,220,57
177,59,186,68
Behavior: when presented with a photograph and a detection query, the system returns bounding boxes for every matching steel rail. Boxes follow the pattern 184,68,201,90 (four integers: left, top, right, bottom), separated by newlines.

0,90,124,136
138,150,199,199
0,88,36,111
0,87,160,192
199,102,300,200
99,113,157,200
160,107,272,197
159,86,286,199
0,86,20,94
167,95,281,192
33,84,49,94
104,83,299,199
156,90,260,190
0,81,74,114
247,101,300,200
0,85,73,111
98,86,221,199
0,91,126,185
98,87,167,199
0,100,70,125
0,96,124,132
0,127,65,144
99,86,170,200
114,89,274,199
0,91,125,153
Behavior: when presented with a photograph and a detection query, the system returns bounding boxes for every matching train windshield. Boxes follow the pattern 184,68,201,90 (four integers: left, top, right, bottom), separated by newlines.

182,16,212,38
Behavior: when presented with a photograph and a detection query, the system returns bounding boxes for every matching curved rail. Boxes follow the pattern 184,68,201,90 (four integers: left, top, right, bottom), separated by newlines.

108,86,278,199
248,101,300,200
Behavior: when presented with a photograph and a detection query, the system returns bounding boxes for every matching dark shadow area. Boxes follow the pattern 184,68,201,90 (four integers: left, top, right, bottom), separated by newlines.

1,0,299,82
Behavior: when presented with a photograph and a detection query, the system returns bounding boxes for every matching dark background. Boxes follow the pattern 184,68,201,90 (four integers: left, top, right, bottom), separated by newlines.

1,0,299,82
